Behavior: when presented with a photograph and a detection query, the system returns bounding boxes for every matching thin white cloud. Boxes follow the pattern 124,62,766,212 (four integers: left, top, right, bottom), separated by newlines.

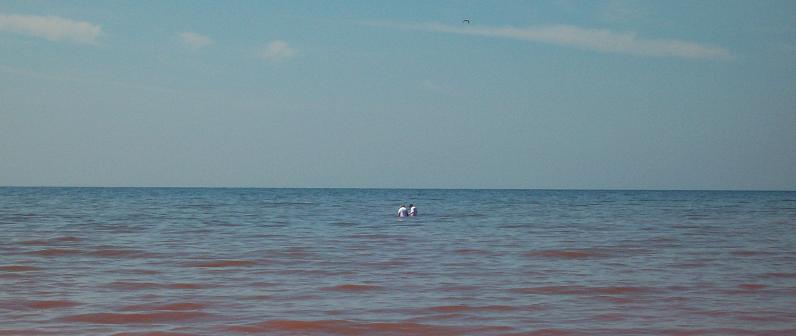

259,40,297,62
420,80,455,95
373,21,731,60
597,0,647,23
0,13,101,44
0,65,179,94
179,32,213,50
775,42,796,54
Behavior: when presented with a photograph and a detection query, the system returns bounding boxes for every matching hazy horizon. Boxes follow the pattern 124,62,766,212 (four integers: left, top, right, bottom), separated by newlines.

2,1,795,190
2,185,794,192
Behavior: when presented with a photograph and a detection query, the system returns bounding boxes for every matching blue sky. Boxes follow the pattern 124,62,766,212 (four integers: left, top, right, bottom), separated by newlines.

1,0,795,189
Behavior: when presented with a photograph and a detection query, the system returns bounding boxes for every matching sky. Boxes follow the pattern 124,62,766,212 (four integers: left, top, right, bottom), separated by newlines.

1,0,795,190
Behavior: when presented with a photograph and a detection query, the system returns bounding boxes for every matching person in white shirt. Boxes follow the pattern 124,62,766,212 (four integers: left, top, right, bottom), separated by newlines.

408,204,417,216
397,204,409,217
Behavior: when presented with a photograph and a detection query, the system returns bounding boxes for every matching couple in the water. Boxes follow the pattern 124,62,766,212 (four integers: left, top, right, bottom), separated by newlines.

397,204,417,217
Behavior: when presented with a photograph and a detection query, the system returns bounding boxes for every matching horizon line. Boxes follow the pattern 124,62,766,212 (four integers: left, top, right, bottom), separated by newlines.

1,185,794,192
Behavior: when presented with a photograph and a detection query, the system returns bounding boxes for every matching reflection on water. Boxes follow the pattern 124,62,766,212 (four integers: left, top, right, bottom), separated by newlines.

1,188,795,335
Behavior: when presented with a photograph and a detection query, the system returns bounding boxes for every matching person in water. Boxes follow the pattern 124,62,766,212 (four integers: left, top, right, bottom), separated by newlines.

397,204,409,217
408,204,417,216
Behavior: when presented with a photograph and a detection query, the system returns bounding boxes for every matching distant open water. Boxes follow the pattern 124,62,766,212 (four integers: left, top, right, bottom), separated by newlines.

1,187,795,335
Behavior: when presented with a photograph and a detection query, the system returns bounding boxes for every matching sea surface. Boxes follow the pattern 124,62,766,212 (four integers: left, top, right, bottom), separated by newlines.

1,187,795,336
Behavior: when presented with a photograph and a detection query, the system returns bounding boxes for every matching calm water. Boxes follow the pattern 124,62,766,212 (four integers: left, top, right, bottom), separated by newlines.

1,188,795,335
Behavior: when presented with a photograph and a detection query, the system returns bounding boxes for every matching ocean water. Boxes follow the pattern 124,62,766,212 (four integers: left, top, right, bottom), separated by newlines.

1,187,795,336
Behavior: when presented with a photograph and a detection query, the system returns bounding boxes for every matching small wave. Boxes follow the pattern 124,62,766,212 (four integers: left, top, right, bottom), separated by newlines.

592,313,626,322
0,265,41,272
176,203,219,209
272,269,351,276
26,300,80,309
730,250,778,257
111,332,196,336
222,319,509,335
275,247,314,258
106,281,206,290
505,329,585,336
524,249,613,259
240,294,275,301
435,284,481,292
88,249,157,258
185,259,256,268
19,236,81,246
0,329,59,335
64,311,209,324
738,284,766,291
651,328,796,336
54,236,80,242
19,240,52,246
511,285,652,295
348,233,401,240
454,248,492,256
0,299,80,310
259,201,315,208
118,269,161,275
170,283,206,289
670,260,711,268
120,302,207,311
321,284,382,292
248,281,278,287
759,272,796,279
735,313,795,323
106,281,165,290
592,296,635,304
365,259,408,268
27,248,83,256
425,305,517,313
721,284,772,296
222,320,354,334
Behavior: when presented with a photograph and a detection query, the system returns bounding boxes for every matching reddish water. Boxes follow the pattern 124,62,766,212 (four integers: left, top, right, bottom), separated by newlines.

1,188,795,335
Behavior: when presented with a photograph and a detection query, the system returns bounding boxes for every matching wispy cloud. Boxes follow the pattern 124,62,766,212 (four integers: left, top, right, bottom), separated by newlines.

259,40,297,63
597,0,646,23
775,42,796,54
179,32,213,50
420,80,455,95
0,64,179,94
0,13,101,44
373,21,731,60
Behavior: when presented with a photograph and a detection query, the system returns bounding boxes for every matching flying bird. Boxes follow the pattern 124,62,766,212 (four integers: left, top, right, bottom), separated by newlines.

462,18,470,24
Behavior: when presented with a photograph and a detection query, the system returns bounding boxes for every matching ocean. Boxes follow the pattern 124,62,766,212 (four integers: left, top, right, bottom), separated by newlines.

1,187,794,335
